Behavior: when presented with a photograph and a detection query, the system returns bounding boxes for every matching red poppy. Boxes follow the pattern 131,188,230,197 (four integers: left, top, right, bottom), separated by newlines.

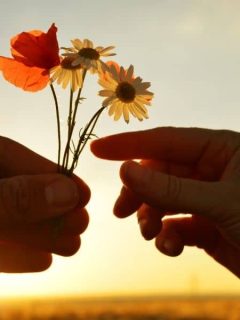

0,24,60,92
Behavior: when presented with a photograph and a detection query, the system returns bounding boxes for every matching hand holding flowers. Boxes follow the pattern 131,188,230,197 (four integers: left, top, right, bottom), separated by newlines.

0,23,153,272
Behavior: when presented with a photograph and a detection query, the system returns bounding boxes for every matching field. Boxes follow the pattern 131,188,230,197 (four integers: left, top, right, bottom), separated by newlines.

0,296,239,320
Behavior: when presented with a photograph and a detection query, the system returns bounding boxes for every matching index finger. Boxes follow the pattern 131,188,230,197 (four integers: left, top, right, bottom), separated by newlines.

90,127,235,166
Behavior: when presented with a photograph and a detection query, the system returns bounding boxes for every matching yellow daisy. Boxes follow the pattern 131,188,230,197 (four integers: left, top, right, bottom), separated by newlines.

63,39,115,73
98,62,154,123
50,54,83,92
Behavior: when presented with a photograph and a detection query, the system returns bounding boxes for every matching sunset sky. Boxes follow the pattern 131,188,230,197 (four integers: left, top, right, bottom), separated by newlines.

0,0,240,297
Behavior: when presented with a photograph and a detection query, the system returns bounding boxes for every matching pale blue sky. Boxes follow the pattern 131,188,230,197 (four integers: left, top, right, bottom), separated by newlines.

0,0,240,296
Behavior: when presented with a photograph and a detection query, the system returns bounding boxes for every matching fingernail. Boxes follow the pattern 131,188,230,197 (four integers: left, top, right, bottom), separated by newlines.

45,178,79,209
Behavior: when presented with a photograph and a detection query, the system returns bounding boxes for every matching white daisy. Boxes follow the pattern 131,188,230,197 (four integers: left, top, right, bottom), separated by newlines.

63,39,115,74
98,62,154,123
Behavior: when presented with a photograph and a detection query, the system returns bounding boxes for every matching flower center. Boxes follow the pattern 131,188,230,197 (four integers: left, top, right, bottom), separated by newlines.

116,81,136,103
79,48,100,60
61,55,81,69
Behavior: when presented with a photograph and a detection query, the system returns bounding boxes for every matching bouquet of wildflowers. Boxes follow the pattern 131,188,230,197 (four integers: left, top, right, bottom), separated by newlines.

0,24,154,175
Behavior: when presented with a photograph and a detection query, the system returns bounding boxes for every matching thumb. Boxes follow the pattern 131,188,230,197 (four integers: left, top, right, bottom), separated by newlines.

0,174,80,225
120,161,221,221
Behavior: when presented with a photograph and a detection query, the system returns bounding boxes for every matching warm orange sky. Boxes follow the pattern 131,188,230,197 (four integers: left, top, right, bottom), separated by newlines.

0,0,239,297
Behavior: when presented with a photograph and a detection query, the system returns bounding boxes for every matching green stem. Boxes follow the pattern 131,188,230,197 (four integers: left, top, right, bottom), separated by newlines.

64,89,74,170
67,106,105,175
50,84,61,172
61,69,87,173
72,69,87,126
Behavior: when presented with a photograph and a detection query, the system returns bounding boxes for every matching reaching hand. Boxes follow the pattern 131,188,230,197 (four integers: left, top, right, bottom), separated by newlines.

91,127,240,278
0,137,90,273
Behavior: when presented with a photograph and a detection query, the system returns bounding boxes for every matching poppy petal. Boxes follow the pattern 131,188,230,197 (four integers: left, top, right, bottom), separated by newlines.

0,57,49,92
11,23,60,69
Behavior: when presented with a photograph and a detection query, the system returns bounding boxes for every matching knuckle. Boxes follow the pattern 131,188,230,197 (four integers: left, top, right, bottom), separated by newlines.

141,168,154,191
140,168,183,209
0,176,32,223
162,175,182,204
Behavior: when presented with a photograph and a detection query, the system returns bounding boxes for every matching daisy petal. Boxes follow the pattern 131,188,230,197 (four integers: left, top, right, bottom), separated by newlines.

61,47,76,53
62,70,70,89
128,103,137,118
114,103,123,121
75,69,82,88
102,96,115,107
123,104,130,123
136,101,148,114
126,65,134,81
99,60,110,73
119,66,125,81
99,89,114,97
101,53,116,57
108,103,117,116
71,39,83,50
50,66,62,81
57,68,66,84
109,65,120,82
95,46,104,52
83,39,93,48
140,82,151,90
99,46,115,54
